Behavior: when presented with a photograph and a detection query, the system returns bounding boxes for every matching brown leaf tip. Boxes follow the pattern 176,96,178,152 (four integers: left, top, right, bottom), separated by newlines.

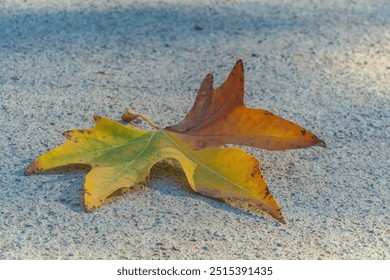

93,115,102,122
235,59,244,70
270,207,286,224
62,131,72,139
205,73,214,85
312,135,326,147
25,161,42,175
198,73,214,94
278,216,287,225
317,139,327,148
83,205,96,213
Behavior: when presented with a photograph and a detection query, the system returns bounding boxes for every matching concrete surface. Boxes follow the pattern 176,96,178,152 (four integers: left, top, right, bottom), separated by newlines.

0,0,389,259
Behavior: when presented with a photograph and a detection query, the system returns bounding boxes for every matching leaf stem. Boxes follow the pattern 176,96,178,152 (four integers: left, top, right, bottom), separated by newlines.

122,109,160,130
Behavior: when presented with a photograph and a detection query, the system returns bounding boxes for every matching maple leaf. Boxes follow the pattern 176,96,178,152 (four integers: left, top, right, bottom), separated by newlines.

26,60,325,224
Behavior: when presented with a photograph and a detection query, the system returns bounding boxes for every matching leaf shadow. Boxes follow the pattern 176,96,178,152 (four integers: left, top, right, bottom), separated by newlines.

26,164,90,213
1,2,384,55
24,159,276,222
147,160,272,221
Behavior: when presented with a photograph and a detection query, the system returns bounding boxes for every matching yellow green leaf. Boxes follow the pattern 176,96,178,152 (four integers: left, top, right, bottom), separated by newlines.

26,116,285,223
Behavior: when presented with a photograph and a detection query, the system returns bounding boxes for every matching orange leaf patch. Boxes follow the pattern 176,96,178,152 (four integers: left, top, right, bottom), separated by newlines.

166,60,325,151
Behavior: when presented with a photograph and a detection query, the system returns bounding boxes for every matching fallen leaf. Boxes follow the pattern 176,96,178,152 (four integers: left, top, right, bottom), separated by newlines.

166,59,326,150
26,59,325,224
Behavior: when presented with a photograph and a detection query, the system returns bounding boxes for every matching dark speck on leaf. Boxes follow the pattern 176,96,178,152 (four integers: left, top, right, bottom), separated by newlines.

194,24,204,31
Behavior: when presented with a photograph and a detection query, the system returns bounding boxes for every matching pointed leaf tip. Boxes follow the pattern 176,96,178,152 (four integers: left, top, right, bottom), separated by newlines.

317,139,327,148
62,131,72,139
83,203,96,213
25,161,42,175
200,73,214,92
204,73,214,85
93,115,102,122
235,59,244,68
279,216,287,225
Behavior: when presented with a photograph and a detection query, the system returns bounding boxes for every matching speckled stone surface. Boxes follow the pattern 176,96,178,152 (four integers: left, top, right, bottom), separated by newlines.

0,0,389,259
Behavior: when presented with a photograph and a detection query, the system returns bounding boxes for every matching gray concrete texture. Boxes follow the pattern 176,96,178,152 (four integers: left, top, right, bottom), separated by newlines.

0,0,389,259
